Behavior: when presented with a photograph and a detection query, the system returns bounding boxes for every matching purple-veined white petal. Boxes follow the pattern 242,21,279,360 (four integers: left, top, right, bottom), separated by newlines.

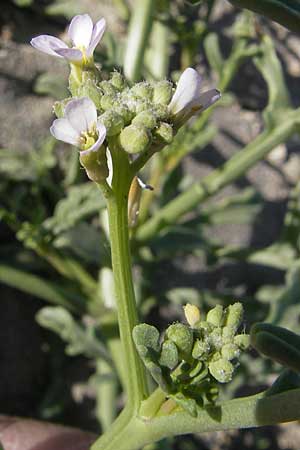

50,118,80,145
79,122,106,156
168,67,202,115
65,97,97,134
55,47,83,61
106,147,113,187
196,89,221,111
30,35,68,57
68,14,93,49
86,18,106,57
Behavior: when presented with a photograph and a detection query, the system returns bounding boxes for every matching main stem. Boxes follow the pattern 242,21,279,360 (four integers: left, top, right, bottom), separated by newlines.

106,166,148,412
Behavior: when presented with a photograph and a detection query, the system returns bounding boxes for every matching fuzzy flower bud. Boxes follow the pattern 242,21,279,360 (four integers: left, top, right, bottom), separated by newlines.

153,80,173,105
224,303,243,332
184,304,201,328
100,94,116,111
154,122,173,145
100,111,124,136
131,82,153,100
110,72,126,91
77,81,103,110
209,358,234,383
132,110,157,129
119,124,151,154
206,305,223,327
166,323,193,360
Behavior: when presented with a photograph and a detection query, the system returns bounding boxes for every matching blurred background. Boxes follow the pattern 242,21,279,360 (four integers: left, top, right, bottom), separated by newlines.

1,0,300,448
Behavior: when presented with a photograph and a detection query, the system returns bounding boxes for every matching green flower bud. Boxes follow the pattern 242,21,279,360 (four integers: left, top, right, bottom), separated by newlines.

77,81,103,110
153,80,173,105
206,305,224,327
99,111,124,136
79,146,109,183
135,100,152,114
132,110,157,129
166,323,194,360
192,339,210,359
99,80,117,95
221,343,240,361
153,104,169,121
234,334,250,350
154,122,173,144
209,358,234,383
224,303,244,332
209,327,223,350
110,72,126,91
115,104,133,125
196,321,213,334
119,124,151,154
100,94,116,111
131,82,153,100
159,339,179,370
222,326,235,343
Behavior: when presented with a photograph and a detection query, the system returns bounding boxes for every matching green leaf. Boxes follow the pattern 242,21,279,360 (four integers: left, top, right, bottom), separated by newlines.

228,0,300,33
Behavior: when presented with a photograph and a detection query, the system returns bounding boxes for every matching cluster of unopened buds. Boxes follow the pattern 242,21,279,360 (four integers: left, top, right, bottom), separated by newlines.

31,13,220,187
133,303,250,417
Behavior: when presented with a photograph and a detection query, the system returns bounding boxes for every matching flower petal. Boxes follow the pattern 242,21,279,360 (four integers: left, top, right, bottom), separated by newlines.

196,89,221,111
55,48,83,62
65,97,97,134
68,14,93,49
50,118,79,145
86,18,106,57
168,67,202,115
106,147,113,187
30,35,68,57
80,121,106,156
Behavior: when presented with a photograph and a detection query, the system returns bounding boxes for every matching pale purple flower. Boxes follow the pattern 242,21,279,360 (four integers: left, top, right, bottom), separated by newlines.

168,68,221,123
30,14,106,63
50,97,106,155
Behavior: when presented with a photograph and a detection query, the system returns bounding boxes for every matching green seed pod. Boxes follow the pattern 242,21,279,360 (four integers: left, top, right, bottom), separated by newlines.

99,111,124,136
154,122,173,144
119,124,151,154
131,81,153,100
79,146,109,183
110,72,126,91
166,323,194,360
132,110,157,129
100,94,116,111
99,80,117,95
209,358,234,383
234,334,250,350
224,303,244,332
159,339,179,370
221,343,240,361
115,104,133,125
192,339,210,359
153,80,173,105
206,305,224,327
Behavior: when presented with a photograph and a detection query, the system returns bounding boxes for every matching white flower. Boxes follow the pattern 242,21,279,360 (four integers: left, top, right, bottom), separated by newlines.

168,67,221,123
50,97,106,155
30,14,106,63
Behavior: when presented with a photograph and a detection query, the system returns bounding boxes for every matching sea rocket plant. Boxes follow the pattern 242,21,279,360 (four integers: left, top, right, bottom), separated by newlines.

30,14,106,64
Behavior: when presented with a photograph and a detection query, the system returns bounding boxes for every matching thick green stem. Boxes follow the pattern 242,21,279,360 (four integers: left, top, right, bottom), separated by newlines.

124,0,155,81
136,111,300,242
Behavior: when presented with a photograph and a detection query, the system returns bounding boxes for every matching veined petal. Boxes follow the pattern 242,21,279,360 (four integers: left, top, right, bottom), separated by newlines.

50,118,79,145
196,89,221,111
168,67,202,115
80,121,106,156
30,35,68,57
65,97,97,134
68,14,93,49
86,18,106,57
55,48,83,62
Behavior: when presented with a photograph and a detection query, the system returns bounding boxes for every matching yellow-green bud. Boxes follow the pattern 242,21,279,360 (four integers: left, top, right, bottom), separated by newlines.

154,122,173,144
221,343,240,360
77,81,103,110
206,305,224,327
234,334,250,350
119,124,151,154
99,80,117,95
115,104,133,124
166,323,193,360
131,82,153,100
153,103,169,121
135,100,152,114
222,326,235,343
132,110,157,129
192,339,210,359
153,80,173,105
224,303,243,332
79,146,109,183
100,111,124,136
209,327,223,350
184,304,201,328
110,72,126,91
100,94,116,111
209,358,234,383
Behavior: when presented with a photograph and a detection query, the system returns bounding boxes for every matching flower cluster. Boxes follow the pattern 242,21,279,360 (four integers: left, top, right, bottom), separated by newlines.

133,303,250,416
30,14,220,184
